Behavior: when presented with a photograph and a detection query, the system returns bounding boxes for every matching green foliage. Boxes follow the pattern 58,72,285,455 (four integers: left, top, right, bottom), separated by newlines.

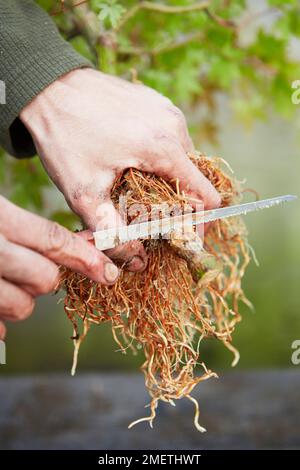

0,151,51,210
0,1,299,374
69,35,95,61
9,160,47,210
1,0,300,216
51,210,81,230
92,0,126,28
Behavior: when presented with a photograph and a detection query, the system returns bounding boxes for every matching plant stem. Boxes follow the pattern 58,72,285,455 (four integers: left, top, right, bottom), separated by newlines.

51,0,89,16
118,31,203,57
116,1,210,31
152,31,204,55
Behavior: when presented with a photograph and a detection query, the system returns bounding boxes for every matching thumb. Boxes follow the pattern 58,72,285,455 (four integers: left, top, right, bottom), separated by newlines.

148,144,221,237
96,200,148,272
159,152,221,210
70,176,147,273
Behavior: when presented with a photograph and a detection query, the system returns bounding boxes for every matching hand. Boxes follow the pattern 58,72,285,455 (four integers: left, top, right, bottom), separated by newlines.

20,68,221,269
0,196,120,339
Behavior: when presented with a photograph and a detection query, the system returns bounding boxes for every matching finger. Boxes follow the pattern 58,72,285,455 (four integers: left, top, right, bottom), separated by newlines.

0,321,6,340
182,132,195,153
77,228,147,272
95,200,147,271
0,278,35,322
76,229,94,241
145,140,220,238
0,234,59,296
150,140,221,210
166,105,195,153
70,179,148,273
0,196,119,285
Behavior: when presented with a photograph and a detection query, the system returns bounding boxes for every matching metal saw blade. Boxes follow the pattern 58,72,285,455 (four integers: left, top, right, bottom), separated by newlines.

93,194,297,250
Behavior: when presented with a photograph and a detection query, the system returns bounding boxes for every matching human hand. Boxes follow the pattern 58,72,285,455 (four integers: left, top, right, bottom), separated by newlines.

20,68,221,270
0,196,119,339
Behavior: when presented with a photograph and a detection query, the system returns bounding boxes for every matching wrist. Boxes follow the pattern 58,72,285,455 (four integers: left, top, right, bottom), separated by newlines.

19,68,92,139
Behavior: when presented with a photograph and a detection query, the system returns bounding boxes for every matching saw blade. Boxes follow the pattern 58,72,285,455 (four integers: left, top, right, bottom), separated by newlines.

93,194,297,250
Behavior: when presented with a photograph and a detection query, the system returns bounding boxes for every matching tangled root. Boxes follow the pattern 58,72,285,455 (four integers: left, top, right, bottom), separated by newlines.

60,152,252,431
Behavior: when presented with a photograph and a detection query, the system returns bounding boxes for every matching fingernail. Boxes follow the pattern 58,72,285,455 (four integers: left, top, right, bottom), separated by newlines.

127,255,146,272
104,263,119,283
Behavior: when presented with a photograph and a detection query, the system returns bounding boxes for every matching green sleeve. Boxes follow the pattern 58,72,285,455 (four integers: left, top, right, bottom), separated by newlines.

0,0,92,158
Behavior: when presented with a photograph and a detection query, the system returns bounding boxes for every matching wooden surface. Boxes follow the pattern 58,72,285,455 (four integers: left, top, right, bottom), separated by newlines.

0,370,299,450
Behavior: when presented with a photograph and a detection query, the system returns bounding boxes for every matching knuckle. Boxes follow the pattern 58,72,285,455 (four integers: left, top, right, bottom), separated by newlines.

206,189,222,210
83,251,104,279
153,131,173,150
168,105,186,128
44,222,69,255
68,186,96,211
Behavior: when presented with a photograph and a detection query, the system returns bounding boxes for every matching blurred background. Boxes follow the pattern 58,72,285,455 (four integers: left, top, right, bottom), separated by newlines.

0,0,300,450
0,0,299,374
2,103,300,375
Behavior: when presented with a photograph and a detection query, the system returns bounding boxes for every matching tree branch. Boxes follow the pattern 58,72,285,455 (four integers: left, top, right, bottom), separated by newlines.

204,8,235,29
116,1,210,31
152,31,204,55
62,0,102,49
118,31,203,57
51,0,89,16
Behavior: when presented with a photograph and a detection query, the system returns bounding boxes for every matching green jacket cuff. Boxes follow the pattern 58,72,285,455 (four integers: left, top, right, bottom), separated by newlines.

0,0,93,157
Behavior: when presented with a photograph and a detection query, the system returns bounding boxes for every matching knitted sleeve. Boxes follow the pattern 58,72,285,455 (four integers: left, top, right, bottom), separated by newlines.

0,0,92,157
